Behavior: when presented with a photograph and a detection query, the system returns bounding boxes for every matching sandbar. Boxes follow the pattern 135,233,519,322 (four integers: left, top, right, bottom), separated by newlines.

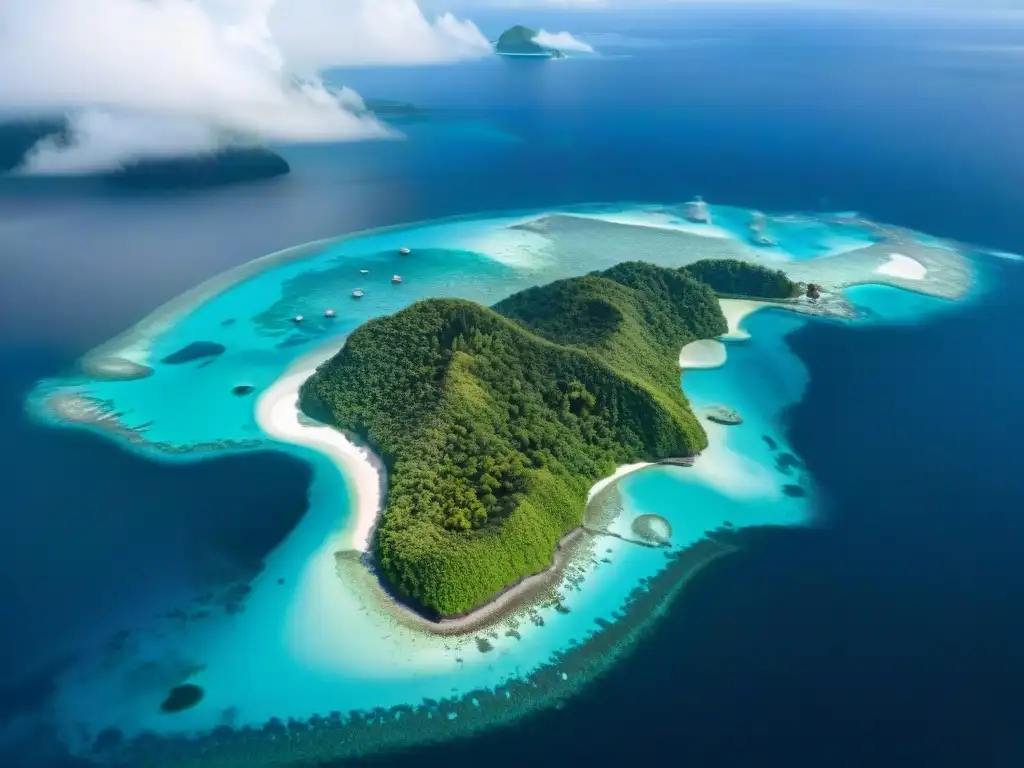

718,298,769,341
875,252,927,280
678,339,727,369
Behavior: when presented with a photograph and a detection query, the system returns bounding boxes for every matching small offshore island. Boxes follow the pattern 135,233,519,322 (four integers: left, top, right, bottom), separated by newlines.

0,116,290,188
494,25,566,58
301,259,799,617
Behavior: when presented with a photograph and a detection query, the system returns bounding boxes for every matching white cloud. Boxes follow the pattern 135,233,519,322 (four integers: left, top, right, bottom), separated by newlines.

534,29,596,53
268,0,491,70
0,0,491,174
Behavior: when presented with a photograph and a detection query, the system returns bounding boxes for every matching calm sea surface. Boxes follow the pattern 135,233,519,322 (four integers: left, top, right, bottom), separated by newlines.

1,7,1023,766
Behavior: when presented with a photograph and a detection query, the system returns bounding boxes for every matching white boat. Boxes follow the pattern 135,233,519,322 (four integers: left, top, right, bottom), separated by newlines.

324,308,336,318
391,274,403,284
399,247,411,255
293,315,304,323
359,269,370,275
351,289,364,299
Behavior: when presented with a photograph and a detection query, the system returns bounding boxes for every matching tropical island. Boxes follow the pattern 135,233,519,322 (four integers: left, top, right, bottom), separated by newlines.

300,259,793,618
494,25,565,58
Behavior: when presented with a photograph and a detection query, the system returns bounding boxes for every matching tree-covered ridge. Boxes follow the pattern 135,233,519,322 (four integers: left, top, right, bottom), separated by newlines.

683,258,801,299
300,262,728,617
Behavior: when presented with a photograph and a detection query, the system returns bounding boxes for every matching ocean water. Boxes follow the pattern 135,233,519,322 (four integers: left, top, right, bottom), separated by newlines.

2,6,1024,767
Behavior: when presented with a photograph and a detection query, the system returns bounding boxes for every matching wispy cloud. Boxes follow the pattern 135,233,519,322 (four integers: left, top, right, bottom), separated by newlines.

0,0,492,174
533,29,596,53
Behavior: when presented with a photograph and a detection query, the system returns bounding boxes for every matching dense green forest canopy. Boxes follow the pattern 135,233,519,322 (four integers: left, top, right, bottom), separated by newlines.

301,259,780,617
683,259,801,299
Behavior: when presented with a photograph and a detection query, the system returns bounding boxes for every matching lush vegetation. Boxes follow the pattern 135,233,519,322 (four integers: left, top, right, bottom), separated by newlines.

301,262,730,617
683,259,801,299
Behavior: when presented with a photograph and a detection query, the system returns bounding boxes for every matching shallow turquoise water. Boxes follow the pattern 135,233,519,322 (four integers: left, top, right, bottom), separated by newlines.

27,202,982,756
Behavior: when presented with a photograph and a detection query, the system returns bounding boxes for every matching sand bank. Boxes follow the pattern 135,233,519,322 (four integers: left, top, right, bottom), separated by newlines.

678,339,727,369
256,359,385,553
718,298,770,341
875,253,927,280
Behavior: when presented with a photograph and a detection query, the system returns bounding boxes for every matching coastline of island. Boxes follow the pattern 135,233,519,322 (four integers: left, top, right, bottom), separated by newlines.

257,344,663,635
252,279,788,637
256,350,386,554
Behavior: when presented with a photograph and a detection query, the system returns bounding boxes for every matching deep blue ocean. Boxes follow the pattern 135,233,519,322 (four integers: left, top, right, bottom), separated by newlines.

2,6,1024,766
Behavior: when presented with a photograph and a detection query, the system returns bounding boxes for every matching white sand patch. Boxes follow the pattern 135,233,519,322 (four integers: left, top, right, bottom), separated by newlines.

565,210,734,240
256,358,383,553
718,298,769,341
679,339,727,369
463,220,554,269
875,252,927,280
689,420,780,499
588,462,653,503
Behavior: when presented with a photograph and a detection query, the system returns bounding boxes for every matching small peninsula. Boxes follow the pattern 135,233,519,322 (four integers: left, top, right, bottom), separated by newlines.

683,259,801,300
494,25,564,58
301,260,786,618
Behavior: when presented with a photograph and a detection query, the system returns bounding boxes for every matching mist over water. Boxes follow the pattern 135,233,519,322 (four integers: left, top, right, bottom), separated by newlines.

2,6,1023,766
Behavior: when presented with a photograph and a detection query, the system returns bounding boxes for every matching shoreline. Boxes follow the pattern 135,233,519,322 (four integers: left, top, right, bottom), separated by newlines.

255,334,770,635
349,526,591,637
255,356,386,553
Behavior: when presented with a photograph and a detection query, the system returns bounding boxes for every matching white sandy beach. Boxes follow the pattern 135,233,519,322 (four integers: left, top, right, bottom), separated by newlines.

875,252,927,280
688,419,780,499
678,339,728,369
256,358,384,553
587,462,653,503
718,298,769,341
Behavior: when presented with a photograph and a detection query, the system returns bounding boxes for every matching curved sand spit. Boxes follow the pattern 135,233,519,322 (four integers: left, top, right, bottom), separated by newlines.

678,339,727,369
256,357,384,553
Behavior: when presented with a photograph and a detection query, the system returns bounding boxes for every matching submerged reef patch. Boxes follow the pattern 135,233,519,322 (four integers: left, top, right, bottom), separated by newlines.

95,530,743,768
161,341,226,365
160,684,205,714
704,404,743,425
631,515,673,546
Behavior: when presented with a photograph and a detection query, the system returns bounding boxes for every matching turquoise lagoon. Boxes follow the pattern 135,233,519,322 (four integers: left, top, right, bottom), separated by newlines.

28,202,979,764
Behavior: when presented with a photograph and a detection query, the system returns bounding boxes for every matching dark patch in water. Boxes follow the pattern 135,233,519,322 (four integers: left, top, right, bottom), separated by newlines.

160,341,226,365
160,684,204,714
782,484,806,497
275,334,319,350
220,318,236,327
763,435,778,451
92,727,124,754
475,637,494,653
232,385,254,397
775,452,800,474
